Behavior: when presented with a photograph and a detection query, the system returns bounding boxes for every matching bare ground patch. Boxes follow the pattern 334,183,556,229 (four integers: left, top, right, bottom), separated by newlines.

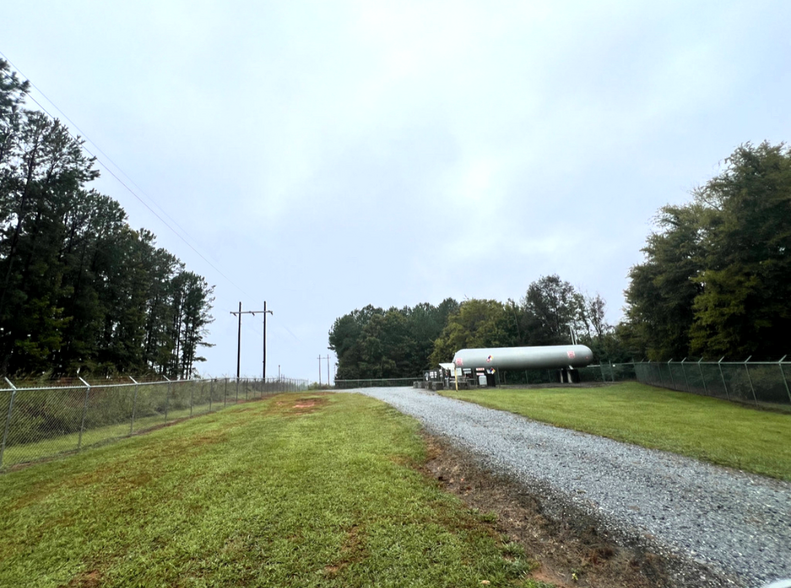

420,434,737,588
270,394,331,416
66,569,103,588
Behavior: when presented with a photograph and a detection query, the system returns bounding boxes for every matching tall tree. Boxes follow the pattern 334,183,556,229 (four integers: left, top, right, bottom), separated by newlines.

623,142,791,360
0,59,216,377
623,204,705,360
174,272,214,379
0,110,98,374
329,305,383,379
329,300,459,379
689,142,791,359
430,299,513,365
518,275,586,346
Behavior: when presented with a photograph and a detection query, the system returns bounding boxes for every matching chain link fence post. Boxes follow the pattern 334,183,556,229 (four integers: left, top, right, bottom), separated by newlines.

743,356,758,406
717,357,730,401
1,378,17,468
129,376,139,434
224,378,228,408
164,377,171,422
697,359,708,396
209,379,213,412
680,358,690,391
77,377,91,450
779,355,791,405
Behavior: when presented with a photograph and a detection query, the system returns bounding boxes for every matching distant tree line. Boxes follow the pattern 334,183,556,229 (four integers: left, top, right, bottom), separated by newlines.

0,60,214,378
331,142,790,376
329,277,620,379
329,299,460,380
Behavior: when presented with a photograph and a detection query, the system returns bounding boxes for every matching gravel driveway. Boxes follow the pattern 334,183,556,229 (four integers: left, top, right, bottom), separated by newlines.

351,387,791,588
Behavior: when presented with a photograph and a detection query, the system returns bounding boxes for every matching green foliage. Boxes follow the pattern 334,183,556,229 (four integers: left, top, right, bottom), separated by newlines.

430,299,514,365
429,277,626,364
625,142,791,360
624,204,704,359
330,299,458,379
0,59,214,378
330,277,631,378
520,275,586,345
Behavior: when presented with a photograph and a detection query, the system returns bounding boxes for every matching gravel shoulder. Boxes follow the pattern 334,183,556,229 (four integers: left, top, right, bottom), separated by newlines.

351,387,791,588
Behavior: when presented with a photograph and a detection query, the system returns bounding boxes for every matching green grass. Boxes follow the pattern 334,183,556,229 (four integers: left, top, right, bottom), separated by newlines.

0,392,538,587
440,382,791,481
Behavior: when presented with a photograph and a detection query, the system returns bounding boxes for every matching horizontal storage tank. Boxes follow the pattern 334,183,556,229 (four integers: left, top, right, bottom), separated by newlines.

452,345,593,370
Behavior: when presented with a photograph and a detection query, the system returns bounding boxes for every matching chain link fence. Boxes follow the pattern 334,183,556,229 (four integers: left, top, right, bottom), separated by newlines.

334,377,418,389
0,376,308,470
495,364,637,385
321,359,791,412
634,360,791,409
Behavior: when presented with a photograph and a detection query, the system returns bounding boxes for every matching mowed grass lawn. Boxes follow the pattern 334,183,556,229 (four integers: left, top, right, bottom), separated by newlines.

441,382,791,481
0,393,538,588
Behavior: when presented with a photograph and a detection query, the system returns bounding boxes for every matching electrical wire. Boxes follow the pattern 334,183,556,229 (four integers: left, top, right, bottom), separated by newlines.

0,51,198,251
1,52,309,353
0,51,247,295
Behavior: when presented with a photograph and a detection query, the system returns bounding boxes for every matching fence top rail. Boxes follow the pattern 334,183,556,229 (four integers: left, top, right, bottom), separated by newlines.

335,377,419,382
0,378,221,393
638,360,790,366
584,363,635,367
0,376,310,393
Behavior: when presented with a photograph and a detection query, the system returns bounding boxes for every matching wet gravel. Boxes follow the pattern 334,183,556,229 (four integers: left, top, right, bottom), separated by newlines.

352,387,791,588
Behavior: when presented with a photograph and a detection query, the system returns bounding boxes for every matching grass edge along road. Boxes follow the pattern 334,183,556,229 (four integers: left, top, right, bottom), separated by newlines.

440,382,791,481
0,392,549,588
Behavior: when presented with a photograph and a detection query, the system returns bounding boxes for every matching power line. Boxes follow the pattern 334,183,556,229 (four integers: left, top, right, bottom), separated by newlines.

0,51,246,296
0,52,318,379
0,51,196,245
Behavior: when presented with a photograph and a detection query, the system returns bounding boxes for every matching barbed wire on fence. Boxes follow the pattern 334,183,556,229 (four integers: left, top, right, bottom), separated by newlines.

0,377,309,470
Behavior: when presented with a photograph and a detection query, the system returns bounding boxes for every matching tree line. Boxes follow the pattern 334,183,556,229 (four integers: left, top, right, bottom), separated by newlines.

329,277,620,380
0,60,214,379
330,141,790,377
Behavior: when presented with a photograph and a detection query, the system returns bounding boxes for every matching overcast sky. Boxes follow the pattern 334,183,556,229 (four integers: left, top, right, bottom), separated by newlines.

2,1,789,381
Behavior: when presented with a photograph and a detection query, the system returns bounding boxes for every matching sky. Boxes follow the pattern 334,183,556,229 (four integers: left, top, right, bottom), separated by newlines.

2,1,789,382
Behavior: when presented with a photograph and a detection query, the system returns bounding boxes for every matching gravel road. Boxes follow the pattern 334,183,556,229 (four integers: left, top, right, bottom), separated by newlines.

352,387,791,588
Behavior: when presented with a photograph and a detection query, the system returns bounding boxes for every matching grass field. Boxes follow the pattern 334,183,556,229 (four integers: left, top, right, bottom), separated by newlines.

0,392,542,588
440,382,791,481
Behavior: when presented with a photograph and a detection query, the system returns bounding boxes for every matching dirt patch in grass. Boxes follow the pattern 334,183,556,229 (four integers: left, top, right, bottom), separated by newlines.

323,524,368,578
421,434,732,588
188,429,228,446
270,394,331,416
66,569,103,587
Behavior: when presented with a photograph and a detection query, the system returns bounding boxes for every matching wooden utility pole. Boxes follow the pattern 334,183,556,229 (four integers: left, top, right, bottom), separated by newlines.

262,301,273,381
230,301,271,379
232,302,242,378
317,355,332,386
